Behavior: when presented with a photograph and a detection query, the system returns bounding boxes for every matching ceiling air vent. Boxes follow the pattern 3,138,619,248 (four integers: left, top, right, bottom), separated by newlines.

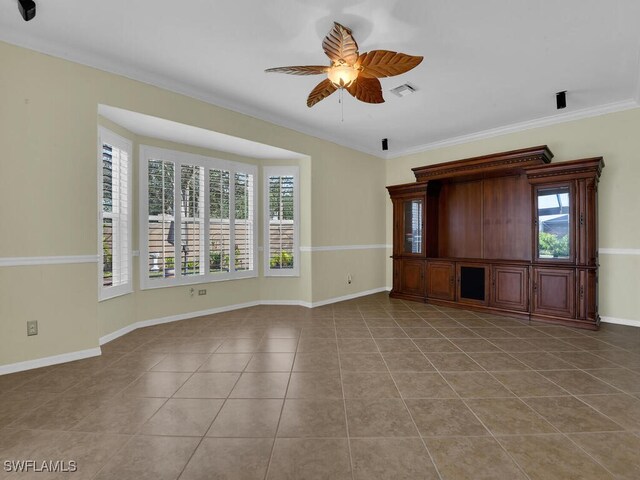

390,83,416,98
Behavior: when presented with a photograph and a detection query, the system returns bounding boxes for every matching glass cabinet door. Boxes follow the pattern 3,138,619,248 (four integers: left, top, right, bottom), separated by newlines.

403,199,423,254
536,186,571,260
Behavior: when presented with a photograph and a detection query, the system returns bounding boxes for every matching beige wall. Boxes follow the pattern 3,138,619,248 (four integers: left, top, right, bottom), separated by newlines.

2,37,637,369
386,108,640,321
0,41,387,367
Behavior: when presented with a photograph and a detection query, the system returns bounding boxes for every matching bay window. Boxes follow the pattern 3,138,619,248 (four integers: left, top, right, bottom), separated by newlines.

98,127,132,300
264,166,299,276
140,146,257,288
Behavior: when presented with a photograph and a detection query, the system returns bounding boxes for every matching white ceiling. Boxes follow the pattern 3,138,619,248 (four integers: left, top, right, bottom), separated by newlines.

99,105,306,160
2,0,640,159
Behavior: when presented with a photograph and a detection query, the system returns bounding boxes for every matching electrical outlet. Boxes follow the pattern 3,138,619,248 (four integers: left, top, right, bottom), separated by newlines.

27,320,38,336
198,289,207,296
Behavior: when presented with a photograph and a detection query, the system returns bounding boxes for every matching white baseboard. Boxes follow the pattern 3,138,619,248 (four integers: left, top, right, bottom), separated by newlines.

0,347,102,376
2,288,392,374
99,300,262,345
99,287,390,345
311,287,390,307
600,316,640,328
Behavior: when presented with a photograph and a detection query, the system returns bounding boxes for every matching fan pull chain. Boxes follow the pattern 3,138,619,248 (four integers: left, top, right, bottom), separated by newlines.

339,88,344,122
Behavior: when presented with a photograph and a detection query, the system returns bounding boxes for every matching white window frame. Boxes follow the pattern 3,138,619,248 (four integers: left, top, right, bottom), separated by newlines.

98,127,133,301
263,166,300,277
139,145,258,290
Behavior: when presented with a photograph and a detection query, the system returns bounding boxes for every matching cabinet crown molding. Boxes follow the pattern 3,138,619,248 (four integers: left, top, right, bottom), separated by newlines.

412,145,553,182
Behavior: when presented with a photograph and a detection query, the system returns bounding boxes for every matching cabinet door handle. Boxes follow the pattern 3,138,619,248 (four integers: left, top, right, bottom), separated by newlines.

580,285,584,298
533,282,538,292
580,213,585,226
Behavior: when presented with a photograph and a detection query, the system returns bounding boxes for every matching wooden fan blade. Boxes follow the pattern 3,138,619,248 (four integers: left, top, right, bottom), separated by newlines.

346,77,384,104
322,22,359,65
265,65,329,75
356,50,423,78
307,78,337,107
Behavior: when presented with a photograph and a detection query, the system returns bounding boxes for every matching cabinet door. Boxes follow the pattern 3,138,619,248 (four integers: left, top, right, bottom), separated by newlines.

577,269,598,323
534,184,574,263
400,197,425,256
400,260,425,297
426,261,455,300
577,178,598,267
533,267,575,318
491,266,529,311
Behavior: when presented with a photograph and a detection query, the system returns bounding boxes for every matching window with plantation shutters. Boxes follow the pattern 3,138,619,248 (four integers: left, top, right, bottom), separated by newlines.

264,166,299,277
98,128,132,300
140,146,257,289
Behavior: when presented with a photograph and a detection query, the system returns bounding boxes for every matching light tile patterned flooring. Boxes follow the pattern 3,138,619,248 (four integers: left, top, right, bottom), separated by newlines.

1,293,640,479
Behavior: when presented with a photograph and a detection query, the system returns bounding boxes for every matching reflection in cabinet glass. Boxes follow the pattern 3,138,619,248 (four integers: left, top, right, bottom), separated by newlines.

403,199,423,254
537,186,570,259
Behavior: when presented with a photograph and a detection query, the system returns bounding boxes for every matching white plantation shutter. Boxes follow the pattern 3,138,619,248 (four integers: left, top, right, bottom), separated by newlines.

234,172,254,272
147,159,175,281
140,146,257,289
98,128,132,300
209,169,231,273
264,166,299,276
180,164,206,277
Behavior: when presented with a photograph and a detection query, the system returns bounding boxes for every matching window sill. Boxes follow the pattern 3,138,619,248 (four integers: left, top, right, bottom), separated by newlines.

264,270,300,278
140,272,258,291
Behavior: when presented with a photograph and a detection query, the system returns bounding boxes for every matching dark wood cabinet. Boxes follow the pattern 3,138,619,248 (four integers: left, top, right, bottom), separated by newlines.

491,265,529,312
426,261,455,300
456,263,489,306
532,267,575,319
387,146,604,330
398,259,425,300
577,268,598,323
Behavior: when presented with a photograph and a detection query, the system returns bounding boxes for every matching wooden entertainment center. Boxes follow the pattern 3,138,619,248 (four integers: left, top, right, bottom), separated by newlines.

387,146,604,330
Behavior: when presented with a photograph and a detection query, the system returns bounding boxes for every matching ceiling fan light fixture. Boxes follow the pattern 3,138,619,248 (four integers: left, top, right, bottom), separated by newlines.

265,22,423,107
327,65,359,88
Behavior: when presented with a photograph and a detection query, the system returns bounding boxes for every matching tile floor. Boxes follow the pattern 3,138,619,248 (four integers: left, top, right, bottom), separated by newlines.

1,293,639,479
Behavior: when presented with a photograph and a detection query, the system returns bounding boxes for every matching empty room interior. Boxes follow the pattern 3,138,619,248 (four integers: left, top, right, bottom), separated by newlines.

1,1,640,479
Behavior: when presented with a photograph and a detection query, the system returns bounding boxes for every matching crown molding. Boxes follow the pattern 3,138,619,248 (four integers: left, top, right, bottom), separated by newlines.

386,99,640,160
0,35,384,160
2,34,640,162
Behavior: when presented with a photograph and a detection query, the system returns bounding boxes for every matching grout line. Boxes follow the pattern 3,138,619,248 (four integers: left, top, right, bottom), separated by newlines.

4,296,640,479
362,303,445,480
262,327,301,480
403,300,535,480
334,315,357,480
175,312,256,479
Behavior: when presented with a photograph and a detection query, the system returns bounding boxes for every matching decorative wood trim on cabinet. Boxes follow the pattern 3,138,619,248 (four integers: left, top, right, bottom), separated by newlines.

412,145,553,182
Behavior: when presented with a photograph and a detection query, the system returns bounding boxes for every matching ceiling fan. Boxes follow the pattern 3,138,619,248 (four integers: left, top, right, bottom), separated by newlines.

266,22,423,107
